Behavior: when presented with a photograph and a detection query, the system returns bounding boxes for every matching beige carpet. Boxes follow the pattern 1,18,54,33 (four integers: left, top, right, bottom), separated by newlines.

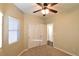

21,45,71,56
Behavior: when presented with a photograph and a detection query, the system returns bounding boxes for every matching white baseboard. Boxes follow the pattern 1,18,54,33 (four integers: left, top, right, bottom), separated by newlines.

17,49,28,56
18,45,75,56
54,46,76,56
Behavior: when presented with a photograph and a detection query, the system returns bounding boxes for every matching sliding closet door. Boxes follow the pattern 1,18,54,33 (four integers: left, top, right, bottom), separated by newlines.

28,23,47,48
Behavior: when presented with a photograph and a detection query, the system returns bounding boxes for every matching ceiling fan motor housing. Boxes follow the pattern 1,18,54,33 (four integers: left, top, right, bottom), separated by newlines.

44,3,48,6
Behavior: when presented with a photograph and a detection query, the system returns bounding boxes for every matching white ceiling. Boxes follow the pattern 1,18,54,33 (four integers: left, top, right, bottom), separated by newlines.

14,3,79,16
14,3,42,15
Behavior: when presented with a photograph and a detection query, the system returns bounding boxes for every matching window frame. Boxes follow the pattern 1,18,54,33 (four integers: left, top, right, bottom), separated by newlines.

8,16,20,44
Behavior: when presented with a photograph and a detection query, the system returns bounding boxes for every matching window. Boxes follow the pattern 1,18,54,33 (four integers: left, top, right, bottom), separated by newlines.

8,16,19,44
0,12,3,48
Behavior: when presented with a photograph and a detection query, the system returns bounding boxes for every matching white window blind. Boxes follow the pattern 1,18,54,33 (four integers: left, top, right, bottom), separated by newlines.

8,16,19,44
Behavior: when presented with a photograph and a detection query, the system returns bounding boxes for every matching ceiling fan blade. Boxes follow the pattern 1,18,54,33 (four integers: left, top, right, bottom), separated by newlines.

50,3,58,6
49,9,58,13
36,3,42,7
33,9,41,13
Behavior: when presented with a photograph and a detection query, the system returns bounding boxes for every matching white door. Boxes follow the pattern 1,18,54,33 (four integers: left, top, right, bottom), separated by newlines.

28,23,47,48
47,24,53,42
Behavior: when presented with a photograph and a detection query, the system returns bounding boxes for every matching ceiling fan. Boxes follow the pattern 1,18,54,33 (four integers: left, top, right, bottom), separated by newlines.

33,3,58,16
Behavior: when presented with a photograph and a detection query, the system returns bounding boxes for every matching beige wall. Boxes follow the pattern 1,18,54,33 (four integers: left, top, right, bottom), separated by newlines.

46,3,79,55
24,14,47,48
0,3,24,56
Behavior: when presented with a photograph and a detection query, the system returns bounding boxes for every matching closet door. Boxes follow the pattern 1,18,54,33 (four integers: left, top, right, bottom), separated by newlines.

28,23,47,48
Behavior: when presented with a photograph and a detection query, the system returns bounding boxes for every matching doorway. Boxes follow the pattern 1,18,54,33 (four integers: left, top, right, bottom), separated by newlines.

47,24,53,46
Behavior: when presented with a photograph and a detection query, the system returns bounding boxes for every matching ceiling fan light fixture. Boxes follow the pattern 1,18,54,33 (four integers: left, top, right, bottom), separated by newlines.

45,9,49,14
41,10,46,14
41,9,49,15
34,3,58,16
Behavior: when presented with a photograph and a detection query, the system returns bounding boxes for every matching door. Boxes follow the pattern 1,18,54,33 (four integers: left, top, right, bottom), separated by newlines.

28,23,47,48
47,24,53,45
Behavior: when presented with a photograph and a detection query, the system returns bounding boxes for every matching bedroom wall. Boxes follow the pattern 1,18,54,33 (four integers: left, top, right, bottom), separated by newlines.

46,3,79,55
0,3,24,56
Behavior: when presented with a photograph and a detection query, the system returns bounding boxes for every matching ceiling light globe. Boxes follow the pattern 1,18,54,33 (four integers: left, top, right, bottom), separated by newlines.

41,10,46,14
45,9,49,14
